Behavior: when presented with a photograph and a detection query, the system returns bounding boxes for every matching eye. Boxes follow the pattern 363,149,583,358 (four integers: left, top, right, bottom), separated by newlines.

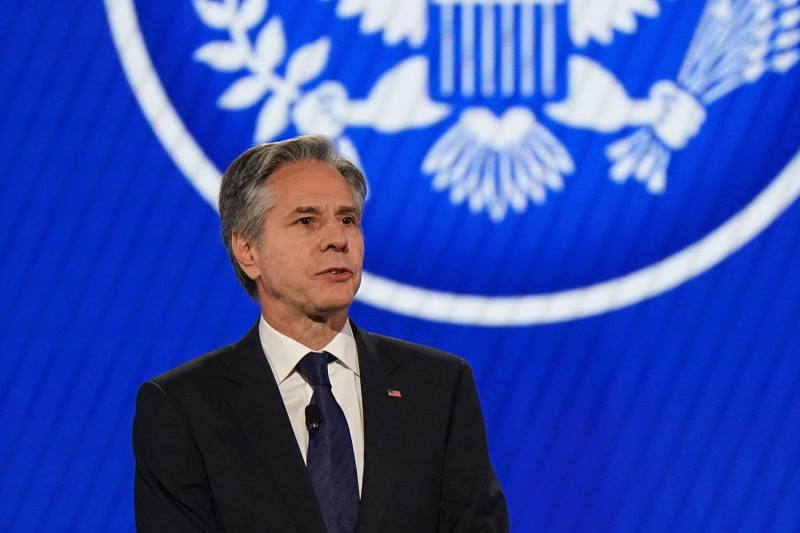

341,215,358,226
296,216,314,225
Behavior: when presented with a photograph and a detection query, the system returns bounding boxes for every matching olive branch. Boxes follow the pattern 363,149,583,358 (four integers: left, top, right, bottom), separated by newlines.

192,0,331,142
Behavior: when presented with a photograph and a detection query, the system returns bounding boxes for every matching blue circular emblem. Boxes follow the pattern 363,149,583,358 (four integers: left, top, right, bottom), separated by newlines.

107,0,800,324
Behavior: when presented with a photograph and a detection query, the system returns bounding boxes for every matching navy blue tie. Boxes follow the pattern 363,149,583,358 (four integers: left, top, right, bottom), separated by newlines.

297,352,359,533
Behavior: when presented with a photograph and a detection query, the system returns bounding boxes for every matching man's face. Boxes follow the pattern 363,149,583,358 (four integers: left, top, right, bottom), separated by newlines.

241,160,364,323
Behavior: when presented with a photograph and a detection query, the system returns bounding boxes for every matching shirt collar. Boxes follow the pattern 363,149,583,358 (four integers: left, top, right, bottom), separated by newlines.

258,316,360,384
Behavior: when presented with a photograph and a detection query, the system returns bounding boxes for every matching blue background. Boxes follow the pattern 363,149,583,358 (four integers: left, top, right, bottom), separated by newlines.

2,1,800,531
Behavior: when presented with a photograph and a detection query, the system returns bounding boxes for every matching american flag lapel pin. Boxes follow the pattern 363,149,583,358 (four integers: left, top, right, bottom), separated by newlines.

387,389,402,398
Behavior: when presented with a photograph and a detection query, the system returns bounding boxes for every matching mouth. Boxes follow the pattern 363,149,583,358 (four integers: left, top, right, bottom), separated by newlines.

317,267,354,281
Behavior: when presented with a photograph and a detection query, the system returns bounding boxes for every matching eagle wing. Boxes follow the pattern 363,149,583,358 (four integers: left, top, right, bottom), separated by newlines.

569,0,661,47
333,0,428,47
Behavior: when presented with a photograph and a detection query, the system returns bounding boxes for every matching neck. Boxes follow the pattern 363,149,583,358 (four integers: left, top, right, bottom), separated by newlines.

260,307,348,351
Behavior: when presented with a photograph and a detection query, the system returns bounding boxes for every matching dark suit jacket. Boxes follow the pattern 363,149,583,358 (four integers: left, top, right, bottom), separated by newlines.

133,322,508,532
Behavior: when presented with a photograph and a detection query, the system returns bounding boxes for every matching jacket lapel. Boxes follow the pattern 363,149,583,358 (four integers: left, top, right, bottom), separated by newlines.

353,324,406,533
223,324,326,533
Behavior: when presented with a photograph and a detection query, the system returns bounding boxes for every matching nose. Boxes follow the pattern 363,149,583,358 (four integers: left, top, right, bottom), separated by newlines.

320,221,348,252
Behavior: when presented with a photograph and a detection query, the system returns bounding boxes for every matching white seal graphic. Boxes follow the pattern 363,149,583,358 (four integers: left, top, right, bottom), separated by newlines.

106,0,800,325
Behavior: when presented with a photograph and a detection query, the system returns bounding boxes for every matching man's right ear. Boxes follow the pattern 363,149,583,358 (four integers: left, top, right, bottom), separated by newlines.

231,232,260,281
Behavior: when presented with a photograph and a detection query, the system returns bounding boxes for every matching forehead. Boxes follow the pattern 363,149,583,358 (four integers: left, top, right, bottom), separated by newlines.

267,160,354,208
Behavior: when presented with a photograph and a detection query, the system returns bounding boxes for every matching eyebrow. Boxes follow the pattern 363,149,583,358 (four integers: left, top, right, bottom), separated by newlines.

291,205,359,216
337,206,359,216
292,206,322,215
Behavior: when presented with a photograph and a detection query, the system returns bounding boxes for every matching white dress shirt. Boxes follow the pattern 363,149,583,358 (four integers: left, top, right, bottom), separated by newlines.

258,316,364,494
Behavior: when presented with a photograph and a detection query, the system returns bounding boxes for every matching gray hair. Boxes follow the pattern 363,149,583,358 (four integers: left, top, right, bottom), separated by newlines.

218,135,367,298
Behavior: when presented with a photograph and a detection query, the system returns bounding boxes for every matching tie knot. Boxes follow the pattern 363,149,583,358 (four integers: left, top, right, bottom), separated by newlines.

297,352,335,387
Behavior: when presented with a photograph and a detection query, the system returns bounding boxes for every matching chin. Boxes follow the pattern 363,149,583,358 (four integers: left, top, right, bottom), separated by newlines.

319,297,354,312
318,295,355,314
309,279,357,308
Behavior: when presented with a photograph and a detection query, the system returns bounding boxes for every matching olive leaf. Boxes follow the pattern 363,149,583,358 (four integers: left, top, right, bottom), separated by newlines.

234,0,268,31
193,0,235,29
255,95,291,142
254,17,286,73
193,41,247,72
218,75,270,109
285,37,330,86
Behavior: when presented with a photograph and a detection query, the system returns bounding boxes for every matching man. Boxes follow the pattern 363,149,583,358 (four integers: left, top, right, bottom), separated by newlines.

133,136,508,532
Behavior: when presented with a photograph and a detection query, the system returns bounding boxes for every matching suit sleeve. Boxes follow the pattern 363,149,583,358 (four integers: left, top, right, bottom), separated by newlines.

133,380,224,532
439,360,509,533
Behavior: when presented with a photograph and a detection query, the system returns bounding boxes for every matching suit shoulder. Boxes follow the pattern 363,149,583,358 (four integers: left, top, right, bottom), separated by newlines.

145,342,235,392
361,330,468,371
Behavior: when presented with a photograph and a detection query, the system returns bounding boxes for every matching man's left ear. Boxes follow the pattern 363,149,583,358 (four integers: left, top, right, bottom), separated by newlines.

231,231,260,281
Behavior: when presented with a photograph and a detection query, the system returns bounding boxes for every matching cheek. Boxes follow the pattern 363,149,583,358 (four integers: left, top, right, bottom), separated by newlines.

260,247,305,282
351,234,365,258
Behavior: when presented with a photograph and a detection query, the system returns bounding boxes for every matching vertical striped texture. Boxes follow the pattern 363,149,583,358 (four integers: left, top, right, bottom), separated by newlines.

1,1,799,531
